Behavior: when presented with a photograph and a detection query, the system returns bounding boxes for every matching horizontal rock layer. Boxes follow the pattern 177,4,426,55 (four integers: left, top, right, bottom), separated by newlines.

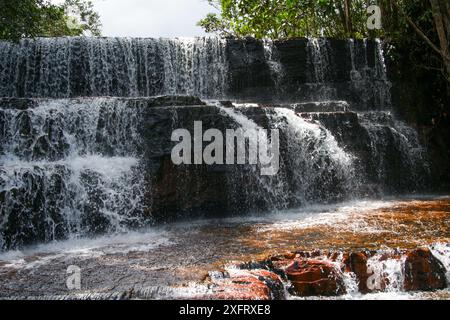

0,97,430,250
0,37,390,110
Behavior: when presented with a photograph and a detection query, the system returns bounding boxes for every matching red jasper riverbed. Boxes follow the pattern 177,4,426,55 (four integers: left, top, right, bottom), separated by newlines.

0,196,449,300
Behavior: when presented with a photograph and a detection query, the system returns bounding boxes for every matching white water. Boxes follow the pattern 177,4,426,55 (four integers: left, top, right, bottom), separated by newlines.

358,111,429,191
308,38,329,84
271,107,357,204
0,98,142,159
430,243,450,284
366,253,406,292
0,98,146,249
0,197,448,300
0,37,228,98
263,40,285,95
306,38,336,100
218,105,290,210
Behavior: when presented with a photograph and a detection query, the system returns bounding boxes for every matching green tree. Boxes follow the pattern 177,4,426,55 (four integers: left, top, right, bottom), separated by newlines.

62,0,102,37
198,0,377,39
0,0,101,42
394,0,450,82
199,0,450,82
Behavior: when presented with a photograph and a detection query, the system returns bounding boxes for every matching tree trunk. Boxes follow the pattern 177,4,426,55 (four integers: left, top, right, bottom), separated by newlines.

395,0,450,82
442,0,450,45
379,0,399,35
430,0,450,80
343,0,353,37
336,1,346,35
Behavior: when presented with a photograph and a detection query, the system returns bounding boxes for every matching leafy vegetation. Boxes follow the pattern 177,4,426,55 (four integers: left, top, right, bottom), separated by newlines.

0,0,101,42
199,0,374,39
199,0,450,83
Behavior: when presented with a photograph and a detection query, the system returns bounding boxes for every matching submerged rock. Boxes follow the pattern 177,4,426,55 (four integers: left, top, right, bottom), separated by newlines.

284,259,346,297
206,269,284,300
205,246,450,299
404,248,447,291
343,252,370,293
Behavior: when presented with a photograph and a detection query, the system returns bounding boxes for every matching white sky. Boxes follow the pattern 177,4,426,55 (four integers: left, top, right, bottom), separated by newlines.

53,0,218,37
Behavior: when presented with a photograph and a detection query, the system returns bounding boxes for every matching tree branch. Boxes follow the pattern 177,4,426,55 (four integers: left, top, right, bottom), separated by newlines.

404,14,443,58
430,0,448,57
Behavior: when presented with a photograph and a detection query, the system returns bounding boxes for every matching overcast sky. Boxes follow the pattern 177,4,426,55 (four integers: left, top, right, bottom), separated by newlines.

55,0,218,37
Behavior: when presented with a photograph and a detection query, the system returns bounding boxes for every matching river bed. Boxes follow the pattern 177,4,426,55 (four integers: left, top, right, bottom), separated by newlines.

0,195,449,300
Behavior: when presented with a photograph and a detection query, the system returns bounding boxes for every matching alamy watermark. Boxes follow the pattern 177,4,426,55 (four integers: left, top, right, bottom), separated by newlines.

367,5,382,30
170,5,382,176
66,265,81,290
171,121,280,176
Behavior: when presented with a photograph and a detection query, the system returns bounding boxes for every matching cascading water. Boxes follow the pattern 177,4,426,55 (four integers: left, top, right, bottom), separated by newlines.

270,107,358,204
215,104,359,210
358,111,430,192
366,253,406,292
431,244,450,284
262,40,285,96
217,105,290,211
305,38,336,101
0,36,433,259
0,37,228,98
351,39,392,110
0,99,146,250
0,37,392,108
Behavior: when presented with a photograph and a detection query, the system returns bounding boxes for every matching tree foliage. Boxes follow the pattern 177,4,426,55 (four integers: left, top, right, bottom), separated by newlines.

0,0,101,42
198,0,378,39
199,0,450,82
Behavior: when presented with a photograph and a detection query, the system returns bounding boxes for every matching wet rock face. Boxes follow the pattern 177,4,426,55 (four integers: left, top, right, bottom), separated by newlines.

1,97,431,249
283,259,346,296
404,248,447,291
226,38,389,110
343,252,370,293
205,247,449,299
205,269,284,300
144,104,242,220
0,38,390,110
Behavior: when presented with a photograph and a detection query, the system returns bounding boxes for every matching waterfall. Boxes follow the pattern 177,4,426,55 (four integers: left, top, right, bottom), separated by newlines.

307,38,330,84
0,37,431,251
263,40,285,96
270,108,358,204
0,37,228,99
0,98,147,250
306,38,336,100
0,98,143,160
366,253,406,292
346,39,392,110
215,104,360,209
218,105,290,211
430,243,450,284
358,111,429,192
1,37,391,109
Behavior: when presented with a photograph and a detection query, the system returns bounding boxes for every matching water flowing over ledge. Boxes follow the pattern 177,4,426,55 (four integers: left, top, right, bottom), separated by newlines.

0,36,445,300
0,97,430,251
0,37,390,110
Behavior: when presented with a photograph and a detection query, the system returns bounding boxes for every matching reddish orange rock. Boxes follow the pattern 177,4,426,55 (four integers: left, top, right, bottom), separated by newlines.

209,269,284,300
344,252,370,293
404,248,447,291
285,259,346,296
